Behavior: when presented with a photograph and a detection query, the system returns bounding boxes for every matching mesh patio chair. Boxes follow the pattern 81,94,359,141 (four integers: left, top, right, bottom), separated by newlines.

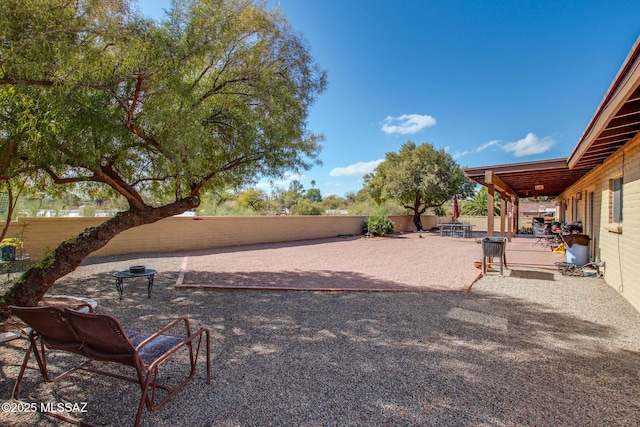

532,220,558,248
9,305,211,427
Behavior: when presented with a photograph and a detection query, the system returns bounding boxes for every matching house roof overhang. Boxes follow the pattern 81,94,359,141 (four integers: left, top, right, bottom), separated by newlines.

568,36,640,169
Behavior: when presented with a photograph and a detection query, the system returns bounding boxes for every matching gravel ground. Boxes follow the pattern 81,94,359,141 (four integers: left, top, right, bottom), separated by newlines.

179,234,481,291
1,235,640,426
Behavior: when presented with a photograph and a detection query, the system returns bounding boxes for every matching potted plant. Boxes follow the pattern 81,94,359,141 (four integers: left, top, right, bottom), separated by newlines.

1,237,23,261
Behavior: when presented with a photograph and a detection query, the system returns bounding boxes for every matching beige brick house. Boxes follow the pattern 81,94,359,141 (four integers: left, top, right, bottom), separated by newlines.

466,36,640,313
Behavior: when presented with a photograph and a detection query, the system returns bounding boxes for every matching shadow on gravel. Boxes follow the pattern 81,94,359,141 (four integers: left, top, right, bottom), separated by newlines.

180,269,458,291
509,270,556,281
2,269,639,426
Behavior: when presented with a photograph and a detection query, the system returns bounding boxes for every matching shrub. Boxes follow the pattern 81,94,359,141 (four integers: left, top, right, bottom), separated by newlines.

363,215,395,236
290,199,323,215
518,226,533,235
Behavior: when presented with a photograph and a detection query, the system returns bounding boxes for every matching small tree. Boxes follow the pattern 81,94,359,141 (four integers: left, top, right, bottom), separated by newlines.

365,142,475,231
237,189,268,213
0,177,28,241
304,187,322,202
290,199,322,215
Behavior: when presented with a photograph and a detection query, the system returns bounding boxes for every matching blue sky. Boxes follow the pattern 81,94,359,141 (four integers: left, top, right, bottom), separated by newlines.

137,0,640,197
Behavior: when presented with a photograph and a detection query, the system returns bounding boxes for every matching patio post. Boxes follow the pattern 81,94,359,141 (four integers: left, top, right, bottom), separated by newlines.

507,197,513,242
500,192,506,237
487,183,495,237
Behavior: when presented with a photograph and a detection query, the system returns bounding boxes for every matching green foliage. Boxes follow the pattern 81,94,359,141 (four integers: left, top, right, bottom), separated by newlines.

33,246,56,270
290,199,322,215
518,226,533,234
236,189,267,212
304,188,322,202
363,214,395,236
0,0,326,208
320,195,343,210
460,187,501,216
430,206,448,217
0,0,329,305
365,142,474,208
364,142,474,230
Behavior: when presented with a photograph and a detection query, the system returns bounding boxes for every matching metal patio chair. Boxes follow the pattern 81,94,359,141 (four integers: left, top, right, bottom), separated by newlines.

9,305,211,427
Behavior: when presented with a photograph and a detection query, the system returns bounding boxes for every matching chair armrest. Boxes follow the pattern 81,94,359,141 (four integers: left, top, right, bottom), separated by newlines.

135,317,191,352
135,322,211,383
134,317,203,362
76,302,95,313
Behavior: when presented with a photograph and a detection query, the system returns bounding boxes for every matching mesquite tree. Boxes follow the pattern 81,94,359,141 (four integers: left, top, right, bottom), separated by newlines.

365,142,475,231
0,0,326,309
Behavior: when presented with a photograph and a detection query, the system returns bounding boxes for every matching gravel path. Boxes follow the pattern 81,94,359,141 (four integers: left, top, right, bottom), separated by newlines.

1,236,640,426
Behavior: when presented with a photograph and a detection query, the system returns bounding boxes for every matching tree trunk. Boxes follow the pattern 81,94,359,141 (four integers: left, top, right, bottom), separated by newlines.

412,209,423,231
1,197,199,313
1,185,16,241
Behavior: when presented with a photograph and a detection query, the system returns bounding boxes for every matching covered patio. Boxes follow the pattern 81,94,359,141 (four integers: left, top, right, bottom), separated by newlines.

502,235,568,270
464,159,592,241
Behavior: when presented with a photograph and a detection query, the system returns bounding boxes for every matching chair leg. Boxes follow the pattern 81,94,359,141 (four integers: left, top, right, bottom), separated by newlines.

205,329,211,384
12,334,55,400
11,342,35,400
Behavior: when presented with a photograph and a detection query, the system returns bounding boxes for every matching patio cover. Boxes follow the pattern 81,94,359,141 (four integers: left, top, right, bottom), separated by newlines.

464,158,591,199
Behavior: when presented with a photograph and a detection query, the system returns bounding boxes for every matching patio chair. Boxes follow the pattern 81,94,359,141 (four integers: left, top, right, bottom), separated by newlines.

9,305,211,427
532,221,558,248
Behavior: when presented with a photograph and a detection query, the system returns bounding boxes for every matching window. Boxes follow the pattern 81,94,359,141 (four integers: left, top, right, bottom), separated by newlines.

612,177,623,223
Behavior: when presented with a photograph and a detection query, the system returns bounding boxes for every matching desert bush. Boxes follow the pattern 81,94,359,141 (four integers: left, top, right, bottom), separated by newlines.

363,214,395,236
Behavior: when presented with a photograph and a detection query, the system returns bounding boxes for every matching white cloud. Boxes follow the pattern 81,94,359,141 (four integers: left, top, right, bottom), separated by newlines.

452,140,500,159
329,159,384,176
453,135,554,160
477,140,500,152
381,114,436,135
502,133,555,157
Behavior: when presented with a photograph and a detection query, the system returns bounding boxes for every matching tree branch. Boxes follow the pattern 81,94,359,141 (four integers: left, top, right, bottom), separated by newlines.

43,167,94,184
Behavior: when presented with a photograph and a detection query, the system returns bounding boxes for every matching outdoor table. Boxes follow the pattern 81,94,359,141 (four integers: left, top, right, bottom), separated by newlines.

113,269,157,300
438,223,473,238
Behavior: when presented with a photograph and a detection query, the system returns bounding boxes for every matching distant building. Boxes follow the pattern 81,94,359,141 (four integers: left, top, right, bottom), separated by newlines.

518,202,555,219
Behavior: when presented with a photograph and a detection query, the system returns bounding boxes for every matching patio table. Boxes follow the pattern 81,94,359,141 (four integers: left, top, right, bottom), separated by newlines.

439,223,473,238
113,269,157,300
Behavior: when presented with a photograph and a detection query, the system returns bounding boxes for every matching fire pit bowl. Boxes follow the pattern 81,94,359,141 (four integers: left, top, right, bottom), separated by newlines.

129,265,146,274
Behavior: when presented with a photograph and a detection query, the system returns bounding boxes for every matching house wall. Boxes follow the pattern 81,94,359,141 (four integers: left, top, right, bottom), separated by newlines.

558,133,640,312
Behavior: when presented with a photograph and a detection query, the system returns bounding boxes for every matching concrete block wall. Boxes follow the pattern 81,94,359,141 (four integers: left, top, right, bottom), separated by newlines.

2,213,524,262
1,216,365,260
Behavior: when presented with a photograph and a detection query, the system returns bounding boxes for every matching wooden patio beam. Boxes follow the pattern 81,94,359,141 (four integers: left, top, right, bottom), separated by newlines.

484,171,517,198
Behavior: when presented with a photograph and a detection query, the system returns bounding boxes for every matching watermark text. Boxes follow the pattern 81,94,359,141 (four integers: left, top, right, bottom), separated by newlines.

2,401,88,414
